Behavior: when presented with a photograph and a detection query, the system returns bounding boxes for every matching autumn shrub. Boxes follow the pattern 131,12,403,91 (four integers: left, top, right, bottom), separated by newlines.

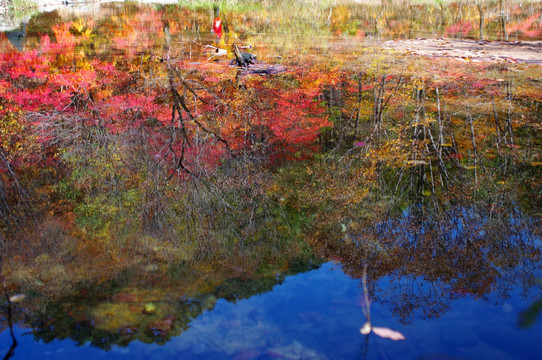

2,1,541,285
445,20,474,37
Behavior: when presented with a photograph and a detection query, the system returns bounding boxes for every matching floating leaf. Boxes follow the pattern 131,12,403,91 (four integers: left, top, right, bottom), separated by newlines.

372,327,406,340
360,322,371,335
144,303,156,314
9,294,26,303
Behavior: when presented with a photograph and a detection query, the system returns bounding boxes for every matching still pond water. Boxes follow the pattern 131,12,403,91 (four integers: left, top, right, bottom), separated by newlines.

1,1,542,359
1,262,541,359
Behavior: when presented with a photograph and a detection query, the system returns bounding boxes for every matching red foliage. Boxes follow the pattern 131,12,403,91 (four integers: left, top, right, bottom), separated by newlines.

507,13,542,39
0,14,333,181
445,21,473,37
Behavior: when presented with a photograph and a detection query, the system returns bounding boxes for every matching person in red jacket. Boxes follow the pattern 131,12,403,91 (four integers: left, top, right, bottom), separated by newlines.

212,6,223,39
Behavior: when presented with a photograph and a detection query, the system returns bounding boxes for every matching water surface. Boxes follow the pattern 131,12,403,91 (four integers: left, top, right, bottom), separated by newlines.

1,1,541,359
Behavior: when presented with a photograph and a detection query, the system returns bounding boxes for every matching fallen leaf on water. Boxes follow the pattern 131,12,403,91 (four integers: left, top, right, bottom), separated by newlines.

372,327,406,340
9,294,26,303
144,303,156,314
360,322,371,335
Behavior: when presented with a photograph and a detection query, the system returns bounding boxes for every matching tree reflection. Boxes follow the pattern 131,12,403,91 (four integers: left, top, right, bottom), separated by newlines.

0,257,320,350
1,274,17,360
0,1,541,353
314,194,540,324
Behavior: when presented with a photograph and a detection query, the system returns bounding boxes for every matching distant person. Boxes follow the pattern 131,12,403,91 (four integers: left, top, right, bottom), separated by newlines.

212,6,222,39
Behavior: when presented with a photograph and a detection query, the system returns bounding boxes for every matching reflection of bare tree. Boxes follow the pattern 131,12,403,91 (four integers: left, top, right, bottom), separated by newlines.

306,60,542,323
1,301,17,360
0,148,34,235
1,257,17,360
321,200,540,323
